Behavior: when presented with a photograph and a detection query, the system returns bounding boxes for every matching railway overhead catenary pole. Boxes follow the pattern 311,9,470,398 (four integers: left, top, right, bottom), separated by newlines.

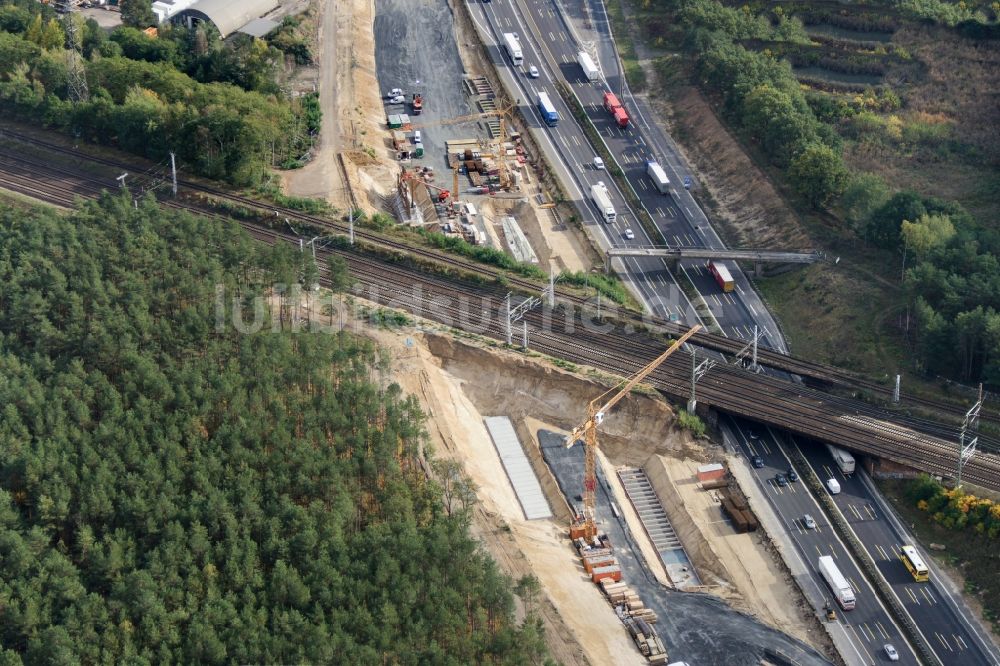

565,326,701,539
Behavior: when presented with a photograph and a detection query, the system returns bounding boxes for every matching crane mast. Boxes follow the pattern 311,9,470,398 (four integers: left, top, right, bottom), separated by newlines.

566,326,702,539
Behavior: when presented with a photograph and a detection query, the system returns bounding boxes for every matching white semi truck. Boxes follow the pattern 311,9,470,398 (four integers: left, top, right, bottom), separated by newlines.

590,181,616,223
503,33,523,66
646,160,670,194
818,555,856,610
577,51,599,81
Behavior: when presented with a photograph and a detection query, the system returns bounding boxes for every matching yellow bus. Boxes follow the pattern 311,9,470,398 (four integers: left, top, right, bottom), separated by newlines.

900,545,929,582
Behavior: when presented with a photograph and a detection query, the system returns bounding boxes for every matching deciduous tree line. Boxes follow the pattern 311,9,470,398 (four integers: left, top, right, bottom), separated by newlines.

0,1,318,185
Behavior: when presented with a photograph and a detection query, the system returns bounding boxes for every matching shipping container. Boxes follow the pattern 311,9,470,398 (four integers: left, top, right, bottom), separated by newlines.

590,564,622,583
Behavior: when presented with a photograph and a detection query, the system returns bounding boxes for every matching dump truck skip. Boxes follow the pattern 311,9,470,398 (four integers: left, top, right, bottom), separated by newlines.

817,555,856,610
503,32,523,66
577,51,599,81
591,181,616,223
646,161,670,194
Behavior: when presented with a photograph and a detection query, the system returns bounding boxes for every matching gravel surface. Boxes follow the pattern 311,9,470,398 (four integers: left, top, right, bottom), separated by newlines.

373,0,490,175
539,429,833,666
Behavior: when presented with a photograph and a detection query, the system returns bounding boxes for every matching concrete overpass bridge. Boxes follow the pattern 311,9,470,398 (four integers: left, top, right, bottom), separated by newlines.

605,247,826,275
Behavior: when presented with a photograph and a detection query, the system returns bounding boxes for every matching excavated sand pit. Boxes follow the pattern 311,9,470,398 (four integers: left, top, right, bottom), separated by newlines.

343,317,831,659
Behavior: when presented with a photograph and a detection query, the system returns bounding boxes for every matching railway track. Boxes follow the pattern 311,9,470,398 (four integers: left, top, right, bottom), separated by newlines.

1,131,998,490
2,127,996,428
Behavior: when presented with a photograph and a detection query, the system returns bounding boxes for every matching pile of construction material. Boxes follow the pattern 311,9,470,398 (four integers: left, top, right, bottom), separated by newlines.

696,462,760,532
602,580,658,624
574,536,668,664
449,148,501,192
719,485,759,533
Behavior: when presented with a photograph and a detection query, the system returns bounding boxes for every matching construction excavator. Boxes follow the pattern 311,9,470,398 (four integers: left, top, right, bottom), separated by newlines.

566,326,702,540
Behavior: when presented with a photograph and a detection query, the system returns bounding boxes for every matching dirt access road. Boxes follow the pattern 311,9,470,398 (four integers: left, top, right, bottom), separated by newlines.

283,0,344,203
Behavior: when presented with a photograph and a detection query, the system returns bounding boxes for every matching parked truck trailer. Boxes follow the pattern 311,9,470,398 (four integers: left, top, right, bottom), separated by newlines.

590,181,616,223
577,51,599,81
818,555,856,610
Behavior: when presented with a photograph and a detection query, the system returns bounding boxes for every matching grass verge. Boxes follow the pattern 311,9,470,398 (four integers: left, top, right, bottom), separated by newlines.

604,0,647,92
877,478,1000,637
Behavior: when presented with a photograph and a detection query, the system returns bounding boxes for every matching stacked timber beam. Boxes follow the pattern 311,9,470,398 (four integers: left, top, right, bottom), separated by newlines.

574,537,668,663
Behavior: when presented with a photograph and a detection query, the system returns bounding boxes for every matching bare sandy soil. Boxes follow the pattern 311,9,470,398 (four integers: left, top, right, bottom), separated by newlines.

285,0,593,274
283,0,398,212
282,0,345,204
324,292,826,659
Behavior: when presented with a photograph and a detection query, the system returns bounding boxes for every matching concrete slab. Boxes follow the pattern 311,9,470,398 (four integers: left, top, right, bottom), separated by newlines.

485,417,552,520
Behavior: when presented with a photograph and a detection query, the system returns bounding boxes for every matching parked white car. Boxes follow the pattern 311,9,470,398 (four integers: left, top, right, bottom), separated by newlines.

528,65,540,78
593,156,605,170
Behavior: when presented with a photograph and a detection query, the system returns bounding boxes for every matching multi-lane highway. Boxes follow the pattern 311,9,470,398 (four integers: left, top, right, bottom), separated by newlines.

470,0,993,664
469,0,787,350
729,417,921,665
471,0,699,324
731,416,1000,665
464,1,999,663
797,436,1000,666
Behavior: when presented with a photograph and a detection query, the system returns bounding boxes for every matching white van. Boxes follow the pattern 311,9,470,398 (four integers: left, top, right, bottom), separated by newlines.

826,478,841,495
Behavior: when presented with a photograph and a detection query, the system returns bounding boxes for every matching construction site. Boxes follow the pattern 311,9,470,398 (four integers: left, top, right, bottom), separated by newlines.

276,0,840,662
273,0,1000,663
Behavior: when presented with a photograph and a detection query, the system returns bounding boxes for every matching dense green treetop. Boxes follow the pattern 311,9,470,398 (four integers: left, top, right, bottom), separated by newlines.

0,194,549,665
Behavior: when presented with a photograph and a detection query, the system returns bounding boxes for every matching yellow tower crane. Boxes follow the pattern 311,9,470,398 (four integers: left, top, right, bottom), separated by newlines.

565,325,702,540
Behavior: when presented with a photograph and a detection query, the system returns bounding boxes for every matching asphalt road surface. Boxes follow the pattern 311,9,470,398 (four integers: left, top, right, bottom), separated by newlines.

538,429,833,665
729,416,1000,666
471,0,787,351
